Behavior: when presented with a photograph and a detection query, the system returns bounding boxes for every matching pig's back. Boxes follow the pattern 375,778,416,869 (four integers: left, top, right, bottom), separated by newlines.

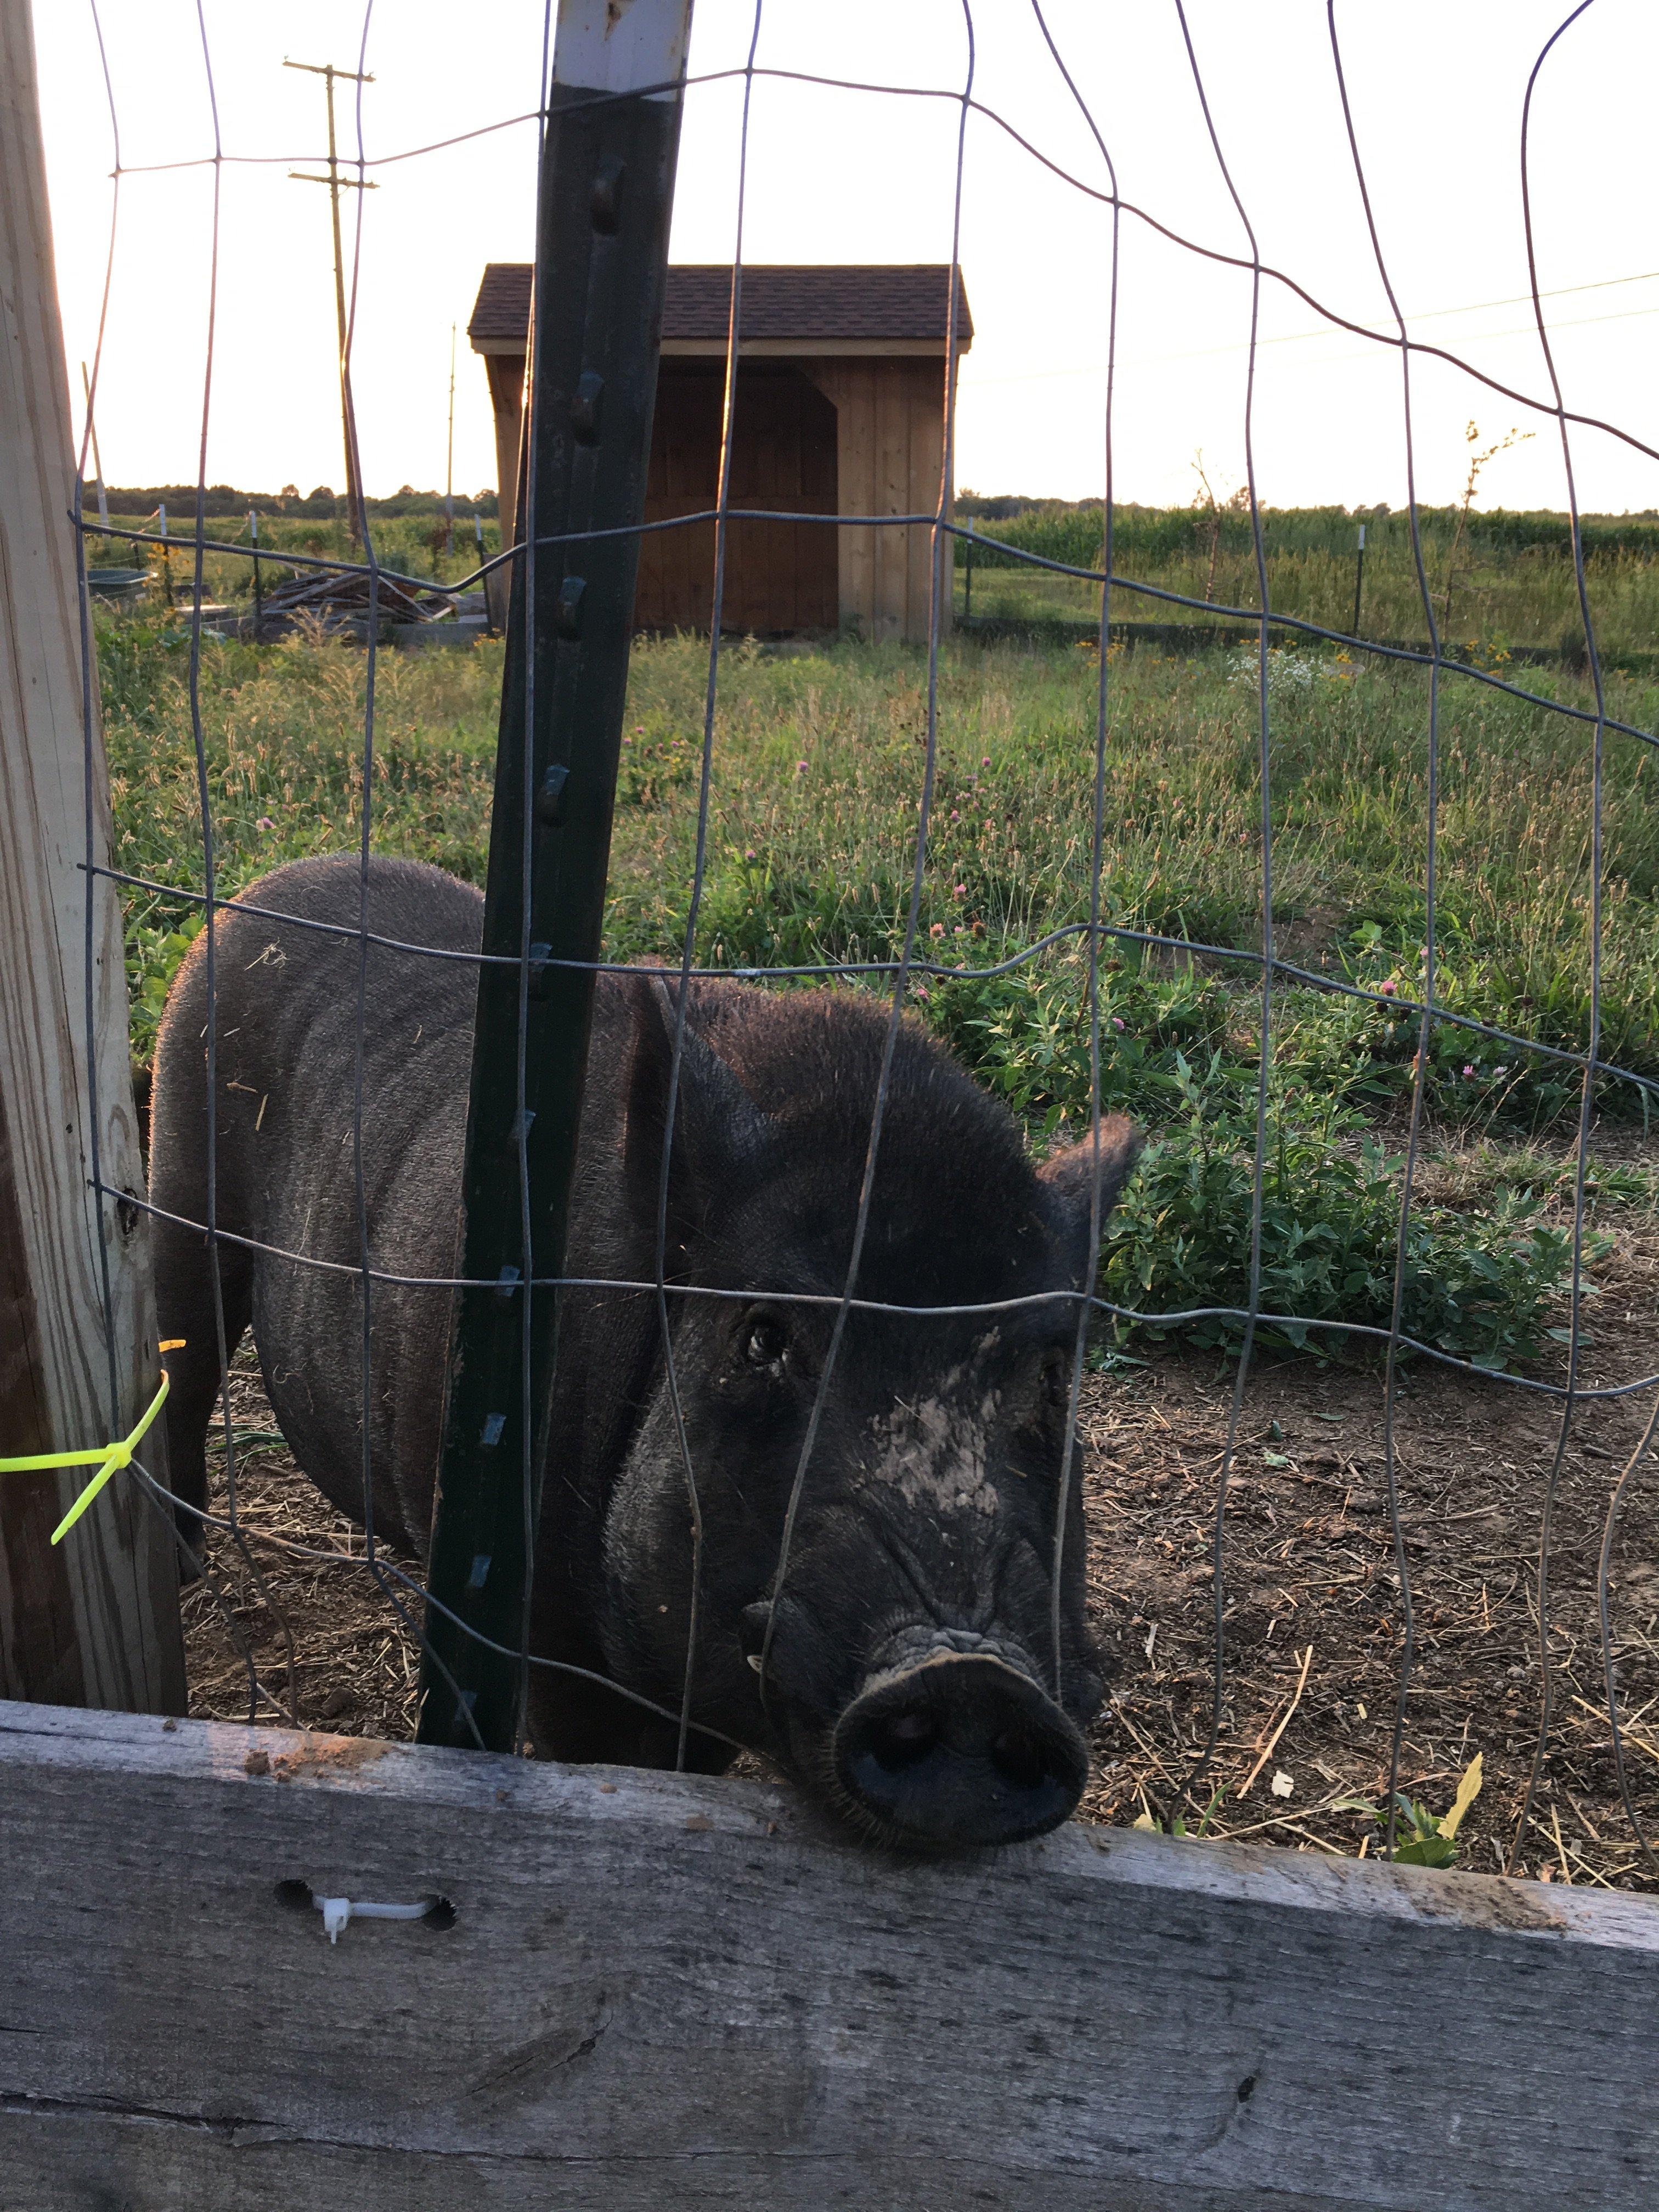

151,854,631,1552
150,856,483,1543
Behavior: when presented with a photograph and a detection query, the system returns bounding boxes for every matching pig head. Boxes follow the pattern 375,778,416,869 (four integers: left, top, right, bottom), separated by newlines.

551,962,1142,1848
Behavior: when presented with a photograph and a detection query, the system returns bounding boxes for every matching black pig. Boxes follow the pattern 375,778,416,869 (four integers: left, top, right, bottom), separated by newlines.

149,855,1139,1848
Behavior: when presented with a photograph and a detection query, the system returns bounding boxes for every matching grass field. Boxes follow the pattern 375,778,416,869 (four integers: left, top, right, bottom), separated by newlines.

956,501,1659,668
94,491,1659,669
103,611,1659,1373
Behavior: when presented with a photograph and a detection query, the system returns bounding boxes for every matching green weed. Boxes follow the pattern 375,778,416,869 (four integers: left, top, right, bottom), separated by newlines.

1334,1753,1485,1868
1097,1057,1606,1368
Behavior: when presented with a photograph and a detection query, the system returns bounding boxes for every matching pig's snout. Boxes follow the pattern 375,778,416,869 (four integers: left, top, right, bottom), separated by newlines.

832,1642,1087,1849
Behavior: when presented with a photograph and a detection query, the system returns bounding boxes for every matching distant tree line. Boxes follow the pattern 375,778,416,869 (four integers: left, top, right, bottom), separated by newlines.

84,484,500,521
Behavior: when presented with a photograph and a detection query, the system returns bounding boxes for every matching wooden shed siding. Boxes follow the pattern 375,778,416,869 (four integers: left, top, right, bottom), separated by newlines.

483,354,525,630
803,356,952,644
634,365,838,633
478,349,953,643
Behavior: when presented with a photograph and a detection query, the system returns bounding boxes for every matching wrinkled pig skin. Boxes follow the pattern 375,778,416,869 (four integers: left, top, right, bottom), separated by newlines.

149,855,1140,1848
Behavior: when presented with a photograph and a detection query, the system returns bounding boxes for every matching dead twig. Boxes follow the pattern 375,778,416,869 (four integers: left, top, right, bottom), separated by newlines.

1237,1642,1314,1797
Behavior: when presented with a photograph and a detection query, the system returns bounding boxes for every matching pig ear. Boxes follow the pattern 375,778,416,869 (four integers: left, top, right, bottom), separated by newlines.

1036,1115,1142,1237
620,971,775,1211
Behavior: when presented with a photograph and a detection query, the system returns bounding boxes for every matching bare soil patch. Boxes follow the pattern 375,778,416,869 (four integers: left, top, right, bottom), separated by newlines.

1079,1222,1659,1891
181,1355,422,1742
183,1225,1659,1892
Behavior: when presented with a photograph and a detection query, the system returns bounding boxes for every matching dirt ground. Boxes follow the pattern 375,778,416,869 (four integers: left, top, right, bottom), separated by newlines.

183,1206,1659,1894
1075,1283,1659,1891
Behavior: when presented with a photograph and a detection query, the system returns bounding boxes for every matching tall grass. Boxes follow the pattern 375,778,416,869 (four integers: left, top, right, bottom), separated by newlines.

956,500,1659,663
102,617,1657,1365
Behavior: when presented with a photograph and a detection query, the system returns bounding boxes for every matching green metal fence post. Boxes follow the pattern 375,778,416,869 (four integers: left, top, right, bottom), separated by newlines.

417,0,695,1752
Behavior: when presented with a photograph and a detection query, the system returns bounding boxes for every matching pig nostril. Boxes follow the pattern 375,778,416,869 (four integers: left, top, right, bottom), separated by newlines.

870,1708,936,1772
990,1729,1049,1791
834,1652,1088,1850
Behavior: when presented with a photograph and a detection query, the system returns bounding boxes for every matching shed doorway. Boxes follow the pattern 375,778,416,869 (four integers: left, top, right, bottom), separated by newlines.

635,362,839,634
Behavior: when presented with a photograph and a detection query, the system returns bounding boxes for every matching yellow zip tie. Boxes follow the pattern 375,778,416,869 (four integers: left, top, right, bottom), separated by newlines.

0,1370,171,1544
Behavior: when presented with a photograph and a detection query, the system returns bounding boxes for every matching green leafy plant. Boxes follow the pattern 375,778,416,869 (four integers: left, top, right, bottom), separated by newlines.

1097,1058,1608,1367
929,946,1231,1137
128,915,204,1064
1335,1753,1484,1867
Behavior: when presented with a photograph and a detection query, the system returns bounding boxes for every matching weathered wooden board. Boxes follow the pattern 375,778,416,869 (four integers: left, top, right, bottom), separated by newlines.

1,1700,1655,2210
806,356,951,645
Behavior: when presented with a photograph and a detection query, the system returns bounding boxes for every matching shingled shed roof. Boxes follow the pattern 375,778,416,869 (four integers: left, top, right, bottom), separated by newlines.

467,263,973,356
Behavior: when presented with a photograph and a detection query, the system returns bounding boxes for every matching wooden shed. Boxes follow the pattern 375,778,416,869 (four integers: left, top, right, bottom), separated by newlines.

467,263,972,643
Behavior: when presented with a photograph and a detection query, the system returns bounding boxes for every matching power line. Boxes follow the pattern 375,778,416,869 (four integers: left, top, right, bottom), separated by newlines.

967,268,1659,386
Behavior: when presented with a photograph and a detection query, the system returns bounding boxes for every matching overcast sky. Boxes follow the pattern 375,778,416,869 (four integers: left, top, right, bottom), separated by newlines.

33,1,1659,514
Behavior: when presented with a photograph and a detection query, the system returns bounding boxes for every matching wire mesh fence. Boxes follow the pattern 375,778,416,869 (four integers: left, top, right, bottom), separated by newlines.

53,0,1659,1883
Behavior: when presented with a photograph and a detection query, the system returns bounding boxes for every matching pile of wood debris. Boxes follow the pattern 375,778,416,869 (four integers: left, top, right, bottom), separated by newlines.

255,566,455,635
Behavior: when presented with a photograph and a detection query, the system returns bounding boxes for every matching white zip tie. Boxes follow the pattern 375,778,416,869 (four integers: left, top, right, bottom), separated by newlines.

315,1895,433,1944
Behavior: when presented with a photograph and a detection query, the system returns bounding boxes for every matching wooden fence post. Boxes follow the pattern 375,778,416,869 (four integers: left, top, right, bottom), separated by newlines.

419,0,694,1750
0,0,185,1712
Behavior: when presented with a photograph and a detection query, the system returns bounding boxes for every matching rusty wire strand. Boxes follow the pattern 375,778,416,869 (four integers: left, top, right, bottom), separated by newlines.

86,61,1659,467
1028,0,1120,1699
1326,0,1442,1863
757,0,977,1719
1509,0,1611,1876
1163,0,1277,1825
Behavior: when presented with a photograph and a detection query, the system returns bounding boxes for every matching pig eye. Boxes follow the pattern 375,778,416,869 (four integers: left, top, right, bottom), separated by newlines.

743,1315,788,1369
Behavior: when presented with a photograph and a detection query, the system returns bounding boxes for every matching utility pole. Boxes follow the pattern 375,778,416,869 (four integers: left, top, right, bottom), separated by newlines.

445,320,456,559
285,59,376,549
